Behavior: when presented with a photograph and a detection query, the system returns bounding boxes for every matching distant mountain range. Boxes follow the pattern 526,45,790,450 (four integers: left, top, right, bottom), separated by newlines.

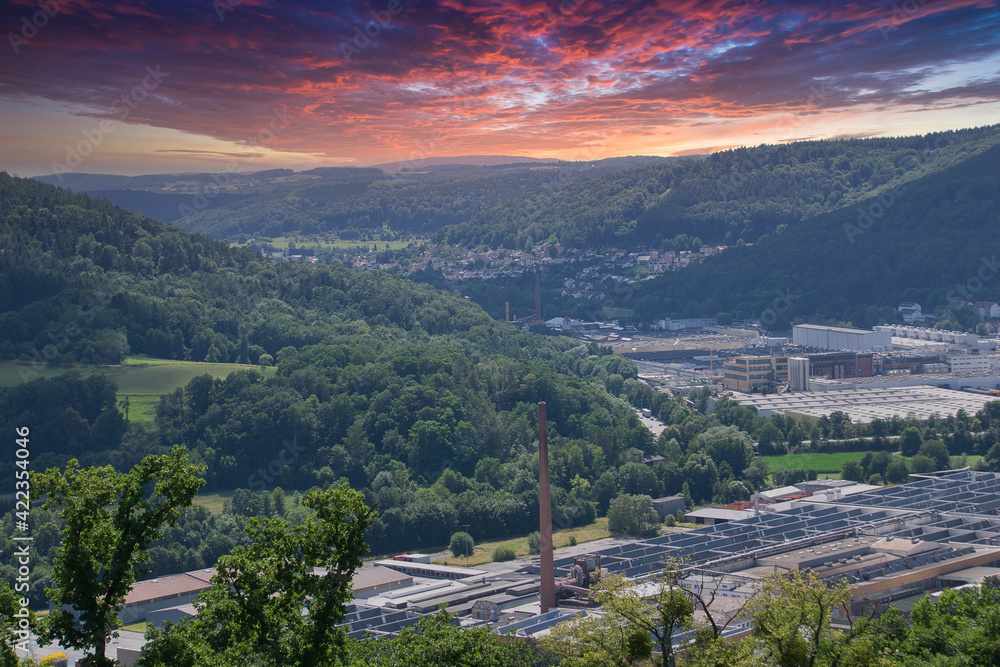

31,155,567,190
371,155,564,172
24,126,1000,327
32,156,671,233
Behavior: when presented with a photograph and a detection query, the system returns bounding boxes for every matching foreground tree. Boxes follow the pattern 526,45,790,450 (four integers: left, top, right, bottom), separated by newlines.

0,583,27,667
348,608,551,666
140,484,376,667
34,447,205,667
679,626,765,667
549,564,694,667
546,610,654,666
902,581,1000,664
743,570,851,667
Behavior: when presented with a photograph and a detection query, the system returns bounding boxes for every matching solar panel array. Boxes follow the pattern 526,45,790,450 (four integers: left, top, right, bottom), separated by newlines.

496,608,586,636
523,472,1000,582
836,545,976,585
836,471,1000,516
347,473,1000,641
340,604,421,638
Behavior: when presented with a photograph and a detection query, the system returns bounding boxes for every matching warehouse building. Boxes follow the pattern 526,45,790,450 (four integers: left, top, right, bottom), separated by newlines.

728,385,997,422
875,325,979,347
793,324,891,352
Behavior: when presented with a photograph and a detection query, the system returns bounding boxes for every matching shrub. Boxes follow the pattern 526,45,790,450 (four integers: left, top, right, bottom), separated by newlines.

449,531,474,559
569,536,577,546
492,545,516,562
527,531,540,554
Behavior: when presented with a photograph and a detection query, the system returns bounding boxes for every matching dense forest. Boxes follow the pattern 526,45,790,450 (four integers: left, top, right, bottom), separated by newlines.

36,157,670,237
0,171,525,365
621,131,1000,328
442,126,1000,250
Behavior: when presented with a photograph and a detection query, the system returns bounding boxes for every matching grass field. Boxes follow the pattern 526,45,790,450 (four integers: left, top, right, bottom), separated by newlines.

117,357,277,393
193,491,235,514
0,358,278,424
763,451,986,477
431,518,611,567
121,395,160,424
763,452,874,474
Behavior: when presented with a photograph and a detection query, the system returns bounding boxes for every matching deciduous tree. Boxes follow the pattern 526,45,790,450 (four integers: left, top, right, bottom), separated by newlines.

140,484,375,667
743,570,851,667
35,447,205,667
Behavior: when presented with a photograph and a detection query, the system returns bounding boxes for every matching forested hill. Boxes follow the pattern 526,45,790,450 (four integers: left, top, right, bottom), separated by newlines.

0,172,508,364
0,172,685,556
34,127,1000,255
441,125,1000,249
34,156,670,237
622,132,1000,328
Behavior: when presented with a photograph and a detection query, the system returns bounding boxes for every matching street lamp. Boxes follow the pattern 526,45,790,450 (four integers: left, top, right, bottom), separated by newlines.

462,523,470,566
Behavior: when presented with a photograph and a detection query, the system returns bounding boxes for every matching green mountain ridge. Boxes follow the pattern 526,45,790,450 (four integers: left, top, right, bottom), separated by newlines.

440,126,1000,250
611,133,1000,328
33,156,672,234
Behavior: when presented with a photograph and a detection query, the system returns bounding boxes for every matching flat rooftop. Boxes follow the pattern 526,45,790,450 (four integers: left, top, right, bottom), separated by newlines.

730,385,997,422
795,324,879,335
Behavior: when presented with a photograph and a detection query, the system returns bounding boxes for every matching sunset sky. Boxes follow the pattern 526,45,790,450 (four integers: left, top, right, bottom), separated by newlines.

1,0,999,177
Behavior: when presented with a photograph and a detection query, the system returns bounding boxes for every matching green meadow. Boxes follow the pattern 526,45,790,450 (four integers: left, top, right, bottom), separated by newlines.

0,357,277,424
762,452,870,474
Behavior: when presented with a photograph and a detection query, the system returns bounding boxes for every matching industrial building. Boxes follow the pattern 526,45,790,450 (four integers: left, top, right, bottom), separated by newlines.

725,351,875,392
652,495,686,522
881,354,954,375
875,325,979,347
723,355,789,392
119,568,215,624
948,354,991,373
107,471,1000,663
657,317,719,330
728,385,998,422
793,324,892,352
808,351,875,379
521,471,1000,627
336,472,1000,646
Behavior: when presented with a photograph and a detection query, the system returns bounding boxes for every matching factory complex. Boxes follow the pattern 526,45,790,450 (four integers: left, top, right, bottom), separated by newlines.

338,470,1000,646
105,466,1000,665
729,385,999,423
707,323,1000,422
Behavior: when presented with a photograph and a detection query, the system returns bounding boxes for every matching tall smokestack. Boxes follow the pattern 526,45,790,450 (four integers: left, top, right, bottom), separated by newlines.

538,401,556,613
535,271,542,322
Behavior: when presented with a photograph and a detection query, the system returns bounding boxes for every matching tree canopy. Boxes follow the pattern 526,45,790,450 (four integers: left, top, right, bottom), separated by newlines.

34,447,205,666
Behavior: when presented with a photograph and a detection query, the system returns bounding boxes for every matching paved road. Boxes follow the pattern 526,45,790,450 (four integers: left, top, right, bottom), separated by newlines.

636,409,666,437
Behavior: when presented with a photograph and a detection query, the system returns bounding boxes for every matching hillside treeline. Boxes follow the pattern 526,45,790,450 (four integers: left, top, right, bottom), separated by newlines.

440,126,1000,250
622,135,1000,328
